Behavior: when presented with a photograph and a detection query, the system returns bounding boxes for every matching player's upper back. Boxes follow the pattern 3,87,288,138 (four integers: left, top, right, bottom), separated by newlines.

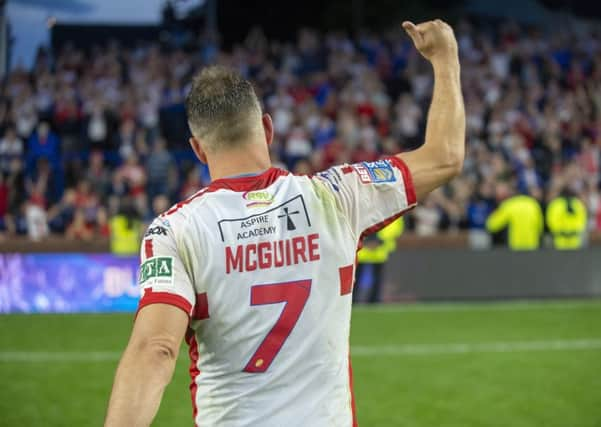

137,159,416,427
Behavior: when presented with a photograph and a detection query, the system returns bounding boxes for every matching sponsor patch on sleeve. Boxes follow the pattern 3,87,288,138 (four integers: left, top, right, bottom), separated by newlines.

139,256,174,287
353,160,397,184
144,225,168,237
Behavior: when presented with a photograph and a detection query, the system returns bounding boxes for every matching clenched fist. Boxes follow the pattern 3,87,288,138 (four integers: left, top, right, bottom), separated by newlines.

402,19,459,67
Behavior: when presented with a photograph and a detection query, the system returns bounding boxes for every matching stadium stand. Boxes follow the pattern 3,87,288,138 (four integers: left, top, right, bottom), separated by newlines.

1,19,600,245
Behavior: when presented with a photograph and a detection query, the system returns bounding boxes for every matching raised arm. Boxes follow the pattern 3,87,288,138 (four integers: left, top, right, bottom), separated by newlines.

397,19,465,201
104,304,188,427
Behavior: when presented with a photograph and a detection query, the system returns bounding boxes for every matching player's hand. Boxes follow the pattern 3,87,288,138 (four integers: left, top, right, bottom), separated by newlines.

402,19,458,67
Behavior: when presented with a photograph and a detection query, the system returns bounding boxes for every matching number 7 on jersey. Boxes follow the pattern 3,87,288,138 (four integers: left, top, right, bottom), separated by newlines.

244,279,312,373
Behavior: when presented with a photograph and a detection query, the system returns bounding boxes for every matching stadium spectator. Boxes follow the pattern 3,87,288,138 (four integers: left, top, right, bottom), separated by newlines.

0,173,8,235
53,93,82,154
66,209,94,241
109,199,143,256
25,194,48,241
113,153,147,217
584,180,601,231
26,122,60,173
85,151,112,200
0,126,24,173
354,217,404,304
2,159,26,234
115,119,137,161
85,102,111,151
48,189,76,233
74,180,100,226
466,180,495,248
285,126,313,167
179,166,202,199
145,138,174,199
96,206,111,238
151,194,170,219
486,186,544,250
546,191,588,249
413,192,442,236
13,96,38,139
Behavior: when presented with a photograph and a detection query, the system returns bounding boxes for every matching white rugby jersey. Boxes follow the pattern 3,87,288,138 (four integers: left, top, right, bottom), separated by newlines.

137,157,416,427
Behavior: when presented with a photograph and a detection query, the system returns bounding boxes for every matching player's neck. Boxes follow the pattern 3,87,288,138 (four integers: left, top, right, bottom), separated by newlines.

207,147,272,182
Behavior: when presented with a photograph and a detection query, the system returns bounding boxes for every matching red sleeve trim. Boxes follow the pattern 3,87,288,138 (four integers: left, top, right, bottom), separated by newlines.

385,156,417,205
136,288,193,318
355,157,416,247
144,239,154,258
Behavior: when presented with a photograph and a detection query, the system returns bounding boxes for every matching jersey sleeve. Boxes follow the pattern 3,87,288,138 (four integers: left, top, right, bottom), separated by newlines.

314,157,417,239
137,218,196,317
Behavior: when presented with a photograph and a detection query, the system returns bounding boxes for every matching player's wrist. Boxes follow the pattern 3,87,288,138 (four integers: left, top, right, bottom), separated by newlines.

430,54,460,72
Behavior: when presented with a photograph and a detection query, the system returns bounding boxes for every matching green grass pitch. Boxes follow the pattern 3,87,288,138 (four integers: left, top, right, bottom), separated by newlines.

1,299,600,426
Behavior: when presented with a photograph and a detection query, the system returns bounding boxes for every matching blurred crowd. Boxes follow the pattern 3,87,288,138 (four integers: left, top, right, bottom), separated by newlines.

1,19,600,244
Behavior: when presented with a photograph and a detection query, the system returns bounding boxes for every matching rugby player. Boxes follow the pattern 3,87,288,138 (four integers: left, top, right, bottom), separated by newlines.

105,19,464,427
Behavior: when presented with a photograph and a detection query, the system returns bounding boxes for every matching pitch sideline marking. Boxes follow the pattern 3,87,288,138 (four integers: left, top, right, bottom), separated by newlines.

351,339,601,356
1,339,600,362
354,300,601,313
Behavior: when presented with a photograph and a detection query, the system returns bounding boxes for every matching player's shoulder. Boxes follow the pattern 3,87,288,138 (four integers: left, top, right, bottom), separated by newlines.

144,214,179,243
145,190,209,241
162,188,212,218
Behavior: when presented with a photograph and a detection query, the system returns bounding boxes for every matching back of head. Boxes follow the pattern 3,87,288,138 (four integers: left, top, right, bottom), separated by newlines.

185,66,262,153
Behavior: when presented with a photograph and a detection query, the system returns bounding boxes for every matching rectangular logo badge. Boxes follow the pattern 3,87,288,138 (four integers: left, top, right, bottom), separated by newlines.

140,257,174,286
357,160,396,184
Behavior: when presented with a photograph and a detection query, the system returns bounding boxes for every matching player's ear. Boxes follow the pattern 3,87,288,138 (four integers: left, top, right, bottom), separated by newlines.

262,113,274,147
189,136,208,164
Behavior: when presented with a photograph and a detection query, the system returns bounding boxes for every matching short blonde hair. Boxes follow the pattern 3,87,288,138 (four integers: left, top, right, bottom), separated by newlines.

185,66,262,152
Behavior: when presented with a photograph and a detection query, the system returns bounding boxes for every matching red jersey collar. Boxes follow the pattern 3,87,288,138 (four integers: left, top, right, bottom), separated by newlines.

208,167,289,192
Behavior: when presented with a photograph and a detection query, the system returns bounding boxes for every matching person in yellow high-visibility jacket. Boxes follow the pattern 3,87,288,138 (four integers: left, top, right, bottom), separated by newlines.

110,204,143,256
353,217,403,303
486,194,544,250
546,193,587,250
